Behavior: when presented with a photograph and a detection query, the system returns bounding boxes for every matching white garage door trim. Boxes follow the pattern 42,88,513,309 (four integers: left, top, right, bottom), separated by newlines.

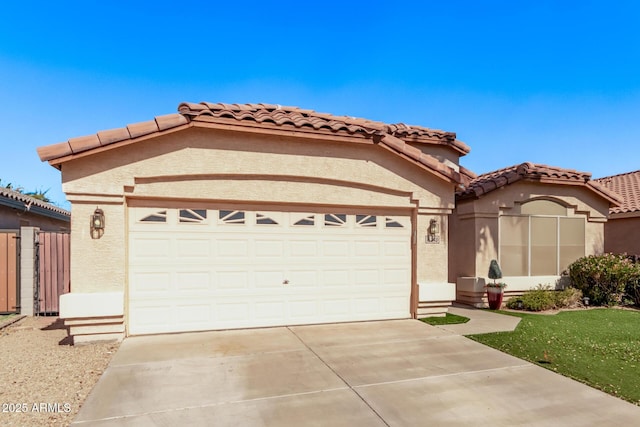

128,207,412,335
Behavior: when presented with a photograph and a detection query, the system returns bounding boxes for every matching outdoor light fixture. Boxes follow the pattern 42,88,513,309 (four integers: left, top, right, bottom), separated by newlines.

426,218,440,243
90,207,105,239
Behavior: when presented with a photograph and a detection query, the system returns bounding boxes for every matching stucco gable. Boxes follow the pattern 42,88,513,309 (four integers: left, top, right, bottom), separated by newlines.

457,162,622,207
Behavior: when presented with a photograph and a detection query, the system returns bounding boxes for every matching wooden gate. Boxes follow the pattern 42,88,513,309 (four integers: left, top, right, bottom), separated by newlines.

0,231,19,314
36,232,70,315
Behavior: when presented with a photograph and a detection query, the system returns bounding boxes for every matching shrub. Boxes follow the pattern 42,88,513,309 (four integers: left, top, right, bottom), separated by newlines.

568,254,640,306
506,285,555,311
506,286,583,312
554,287,583,308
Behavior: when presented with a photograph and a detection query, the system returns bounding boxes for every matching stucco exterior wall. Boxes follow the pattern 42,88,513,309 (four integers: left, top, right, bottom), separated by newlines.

450,180,612,306
604,216,640,255
60,128,457,307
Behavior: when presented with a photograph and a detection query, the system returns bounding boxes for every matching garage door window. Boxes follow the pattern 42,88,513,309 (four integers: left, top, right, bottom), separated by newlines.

356,215,377,227
324,213,347,227
385,218,404,228
219,210,245,224
293,214,315,226
179,209,207,223
140,210,167,222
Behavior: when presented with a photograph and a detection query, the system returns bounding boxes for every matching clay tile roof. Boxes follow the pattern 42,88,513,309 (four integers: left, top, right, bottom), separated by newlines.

595,170,640,214
37,113,189,161
457,162,623,206
37,102,467,184
178,102,470,154
0,187,70,219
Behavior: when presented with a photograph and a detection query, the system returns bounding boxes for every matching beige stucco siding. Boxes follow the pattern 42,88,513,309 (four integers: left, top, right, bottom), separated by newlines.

68,202,126,293
62,129,454,209
451,181,611,281
61,128,456,296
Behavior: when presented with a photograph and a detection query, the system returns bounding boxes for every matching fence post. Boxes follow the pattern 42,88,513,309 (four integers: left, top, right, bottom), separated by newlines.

19,226,39,316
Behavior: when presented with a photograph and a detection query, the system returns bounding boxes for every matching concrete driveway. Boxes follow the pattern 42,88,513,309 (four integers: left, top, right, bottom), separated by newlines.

72,319,640,426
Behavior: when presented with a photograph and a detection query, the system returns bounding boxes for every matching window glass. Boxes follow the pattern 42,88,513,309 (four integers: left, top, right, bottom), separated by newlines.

356,215,377,227
256,213,278,225
219,210,245,224
531,217,558,275
140,211,167,223
324,214,347,227
500,216,528,276
385,217,404,228
560,217,585,272
179,209,207,223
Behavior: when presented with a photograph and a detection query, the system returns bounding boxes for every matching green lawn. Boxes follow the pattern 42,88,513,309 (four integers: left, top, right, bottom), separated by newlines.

468,309,640,405
420,313,470,326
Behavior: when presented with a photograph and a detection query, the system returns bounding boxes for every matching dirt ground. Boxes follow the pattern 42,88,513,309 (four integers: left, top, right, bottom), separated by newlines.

0,316,119,427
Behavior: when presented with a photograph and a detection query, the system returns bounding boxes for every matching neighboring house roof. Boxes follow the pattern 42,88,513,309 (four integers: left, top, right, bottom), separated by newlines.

0,187,70,222
37,102,469,185
456,162,623,206
595,170,640,216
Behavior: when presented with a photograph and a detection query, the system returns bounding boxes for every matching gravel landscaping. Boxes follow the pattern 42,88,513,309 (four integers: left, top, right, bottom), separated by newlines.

0,316,119,427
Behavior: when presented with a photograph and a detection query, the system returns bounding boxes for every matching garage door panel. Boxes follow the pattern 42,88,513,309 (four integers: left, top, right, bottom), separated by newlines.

255,240,285,257
254,300,286,321
354,297,381,314
322,240,350,257
217,271,250,289
254,271,284,288
322,270,350,287
288,300,319,319
176,239,211,258
132,272,171,292
287,270,317,287
175,303,212,325
129,208,411,335
354,240,380,256
218,302,249,322
132,238,171,260
354,269,380,286
216,239,249,257
290,240,319,257
175,272,210,290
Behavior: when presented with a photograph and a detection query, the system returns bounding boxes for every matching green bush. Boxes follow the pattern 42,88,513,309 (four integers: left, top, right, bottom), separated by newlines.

568,254,640,306
507,285,554,311
506,286,583,312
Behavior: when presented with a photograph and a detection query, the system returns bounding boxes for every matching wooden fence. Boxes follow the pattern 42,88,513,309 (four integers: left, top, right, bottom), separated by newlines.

36,232,70,315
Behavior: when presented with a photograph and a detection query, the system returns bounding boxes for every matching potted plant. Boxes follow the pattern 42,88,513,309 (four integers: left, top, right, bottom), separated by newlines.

486,259,507,310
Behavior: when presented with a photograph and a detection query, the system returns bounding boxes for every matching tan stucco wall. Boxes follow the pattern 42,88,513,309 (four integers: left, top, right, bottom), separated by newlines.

604,216,640,255
450,181,611,282
60,128,457,299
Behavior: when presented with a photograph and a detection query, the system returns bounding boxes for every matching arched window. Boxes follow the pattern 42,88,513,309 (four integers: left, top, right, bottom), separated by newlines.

500,200,585,276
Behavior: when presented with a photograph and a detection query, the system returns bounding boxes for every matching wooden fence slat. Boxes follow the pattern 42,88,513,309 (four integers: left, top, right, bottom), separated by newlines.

0,232,19,314
7,234,17,312
0,234,8,312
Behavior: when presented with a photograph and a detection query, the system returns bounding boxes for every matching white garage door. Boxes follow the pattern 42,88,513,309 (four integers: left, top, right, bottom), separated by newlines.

128,207,412,335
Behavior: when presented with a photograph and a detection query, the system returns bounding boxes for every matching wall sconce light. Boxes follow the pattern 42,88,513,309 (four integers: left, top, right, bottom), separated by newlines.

90,207,105,239
426,218,440,243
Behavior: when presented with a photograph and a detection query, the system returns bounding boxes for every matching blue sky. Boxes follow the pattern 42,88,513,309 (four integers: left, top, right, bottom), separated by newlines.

1,1,639,209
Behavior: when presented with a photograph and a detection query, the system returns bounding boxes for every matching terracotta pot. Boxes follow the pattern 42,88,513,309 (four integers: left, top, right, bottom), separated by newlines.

486,287,504,310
